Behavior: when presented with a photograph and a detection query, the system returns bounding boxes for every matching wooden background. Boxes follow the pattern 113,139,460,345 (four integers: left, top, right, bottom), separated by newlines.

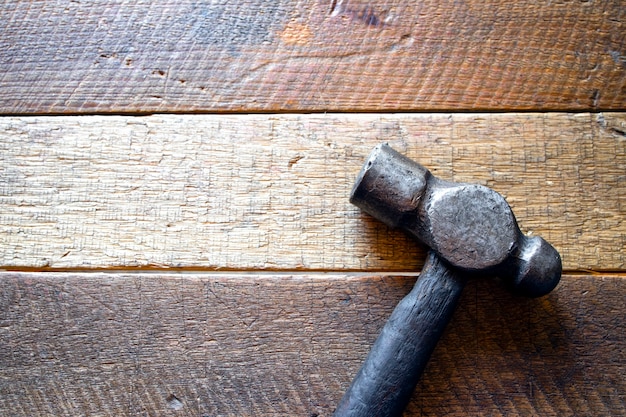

1,1,624,416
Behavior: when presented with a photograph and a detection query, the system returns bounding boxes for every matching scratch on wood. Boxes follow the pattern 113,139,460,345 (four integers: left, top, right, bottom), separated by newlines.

288,154,305,168
610,127,626,137
330,0,338,15
591,89,600,108
166,394,184,410
330,1,386,27
596,113,626,137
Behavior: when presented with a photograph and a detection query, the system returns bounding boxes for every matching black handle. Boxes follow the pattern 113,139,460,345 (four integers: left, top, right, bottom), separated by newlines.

334,252,466,417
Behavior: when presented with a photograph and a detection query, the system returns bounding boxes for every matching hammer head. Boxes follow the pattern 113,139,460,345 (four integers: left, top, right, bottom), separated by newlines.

350,144,561,298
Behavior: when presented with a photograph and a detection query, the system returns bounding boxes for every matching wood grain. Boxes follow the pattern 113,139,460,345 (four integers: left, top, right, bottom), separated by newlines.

1,113,623,271
2,5,623,417
1,0,624,113
0,271,623,416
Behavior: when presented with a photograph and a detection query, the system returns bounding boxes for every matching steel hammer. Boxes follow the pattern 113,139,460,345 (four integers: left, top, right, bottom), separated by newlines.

334,144,562,417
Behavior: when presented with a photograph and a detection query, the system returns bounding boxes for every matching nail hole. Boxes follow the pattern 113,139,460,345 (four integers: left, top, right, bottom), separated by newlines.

166,394,183,410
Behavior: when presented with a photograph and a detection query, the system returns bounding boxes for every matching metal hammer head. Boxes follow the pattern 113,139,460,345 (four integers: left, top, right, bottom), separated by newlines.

350,144,561,297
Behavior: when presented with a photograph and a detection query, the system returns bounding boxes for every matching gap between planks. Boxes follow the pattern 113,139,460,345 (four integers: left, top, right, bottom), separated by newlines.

1,267,626,278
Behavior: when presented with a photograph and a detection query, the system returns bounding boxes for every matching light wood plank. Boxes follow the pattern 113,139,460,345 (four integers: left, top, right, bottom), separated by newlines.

1,113,624,271
0,271,623,416
0,0,624,113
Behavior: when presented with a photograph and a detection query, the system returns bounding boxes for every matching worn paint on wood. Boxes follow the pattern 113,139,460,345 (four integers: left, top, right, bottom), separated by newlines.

0,271,623,416
1,113,624,271
0,0,624,113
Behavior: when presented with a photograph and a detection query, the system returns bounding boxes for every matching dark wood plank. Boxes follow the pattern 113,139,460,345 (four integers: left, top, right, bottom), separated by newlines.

0,272,623,416
1,0,624,113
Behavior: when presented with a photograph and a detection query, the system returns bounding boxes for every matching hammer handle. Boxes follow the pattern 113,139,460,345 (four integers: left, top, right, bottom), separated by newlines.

334,252,466,417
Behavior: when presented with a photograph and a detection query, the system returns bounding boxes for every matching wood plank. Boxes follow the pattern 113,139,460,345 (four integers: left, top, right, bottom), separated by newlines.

1,1,624,113
1,113,624,271
0,271,623,416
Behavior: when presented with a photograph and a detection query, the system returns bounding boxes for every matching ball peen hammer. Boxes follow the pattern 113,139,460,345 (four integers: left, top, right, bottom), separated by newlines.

334,144,562,417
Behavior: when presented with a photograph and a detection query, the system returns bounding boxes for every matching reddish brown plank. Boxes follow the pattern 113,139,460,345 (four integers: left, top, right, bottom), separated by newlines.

0,272,623,416
0,0,624,113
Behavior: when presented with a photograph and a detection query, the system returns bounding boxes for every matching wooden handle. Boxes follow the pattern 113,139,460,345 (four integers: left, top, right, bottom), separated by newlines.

334,252,466,417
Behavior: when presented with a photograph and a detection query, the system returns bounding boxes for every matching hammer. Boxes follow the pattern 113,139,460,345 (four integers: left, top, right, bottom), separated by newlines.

334,144,562,417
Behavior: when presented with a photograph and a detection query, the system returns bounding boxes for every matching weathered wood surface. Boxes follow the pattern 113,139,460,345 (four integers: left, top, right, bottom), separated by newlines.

0,271,623,416
1,0,624,113
1,113,624,271
2,3,624,417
